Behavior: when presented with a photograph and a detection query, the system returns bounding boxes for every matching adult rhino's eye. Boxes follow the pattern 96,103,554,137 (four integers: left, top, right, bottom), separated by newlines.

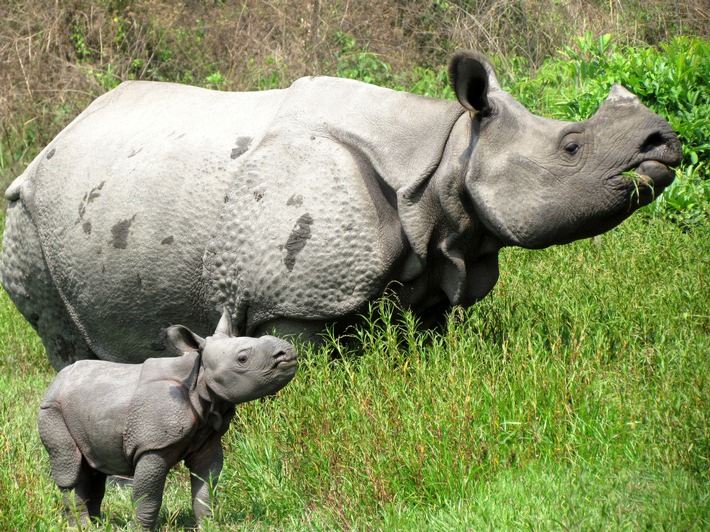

237,353,248,363
564,142,581,156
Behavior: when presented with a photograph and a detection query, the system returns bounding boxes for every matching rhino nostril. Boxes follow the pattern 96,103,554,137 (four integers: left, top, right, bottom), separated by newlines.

640,132,666,153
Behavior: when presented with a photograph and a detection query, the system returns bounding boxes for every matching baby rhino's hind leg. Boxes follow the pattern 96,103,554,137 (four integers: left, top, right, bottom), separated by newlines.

38,402,105,523
38,402,82,489
71,461,107,523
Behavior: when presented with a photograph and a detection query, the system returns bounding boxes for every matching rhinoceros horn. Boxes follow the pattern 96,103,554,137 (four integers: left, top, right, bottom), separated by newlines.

213,308,234,339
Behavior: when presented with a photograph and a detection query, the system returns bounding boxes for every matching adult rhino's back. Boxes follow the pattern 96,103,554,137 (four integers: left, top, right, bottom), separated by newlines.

3,81,287,364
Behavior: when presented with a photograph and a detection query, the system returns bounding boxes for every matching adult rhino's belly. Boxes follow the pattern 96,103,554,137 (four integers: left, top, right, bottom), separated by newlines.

15,83,286,362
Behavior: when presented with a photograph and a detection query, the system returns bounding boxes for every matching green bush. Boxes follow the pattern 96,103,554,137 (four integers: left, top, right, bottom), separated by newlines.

335,32,399,88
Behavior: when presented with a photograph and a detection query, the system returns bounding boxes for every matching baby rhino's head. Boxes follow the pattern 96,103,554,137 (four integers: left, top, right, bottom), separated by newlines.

201,335,297,403
165,310,298,404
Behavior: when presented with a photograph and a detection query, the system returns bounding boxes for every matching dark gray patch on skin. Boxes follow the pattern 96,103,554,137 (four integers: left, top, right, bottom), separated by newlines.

77,181,106,223
253,188,265,202
287,194,303,207
231,137,252,159
87,182,105,203
161,236,175,245
77,193,88,221
128,147,143,158
283,213,313,272
109,214,137,249
46,148,56,160
82,221,92,235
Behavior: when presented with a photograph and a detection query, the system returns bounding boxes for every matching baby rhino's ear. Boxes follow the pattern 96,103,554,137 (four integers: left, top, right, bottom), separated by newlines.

163,325,206,355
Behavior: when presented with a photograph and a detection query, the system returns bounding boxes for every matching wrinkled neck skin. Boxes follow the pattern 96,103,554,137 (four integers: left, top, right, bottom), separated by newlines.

187,359,234,432
397,112,503,312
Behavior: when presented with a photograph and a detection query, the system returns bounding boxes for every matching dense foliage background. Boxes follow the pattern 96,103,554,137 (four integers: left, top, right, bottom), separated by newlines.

0,1,708,529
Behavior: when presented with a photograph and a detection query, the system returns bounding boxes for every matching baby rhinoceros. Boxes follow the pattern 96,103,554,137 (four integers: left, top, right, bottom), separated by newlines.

38,310,297,529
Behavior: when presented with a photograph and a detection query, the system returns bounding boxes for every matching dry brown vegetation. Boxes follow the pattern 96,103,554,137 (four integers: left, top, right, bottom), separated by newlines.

1,0,708,189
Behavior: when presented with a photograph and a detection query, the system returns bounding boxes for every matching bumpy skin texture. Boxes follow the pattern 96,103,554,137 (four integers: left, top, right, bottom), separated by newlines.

2,52,682,368
38,312,298,529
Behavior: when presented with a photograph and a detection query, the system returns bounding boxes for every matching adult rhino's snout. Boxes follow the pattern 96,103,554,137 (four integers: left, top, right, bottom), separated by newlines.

638,124,683,169
630,127,682,202
601,83,682,202
636,160,675,188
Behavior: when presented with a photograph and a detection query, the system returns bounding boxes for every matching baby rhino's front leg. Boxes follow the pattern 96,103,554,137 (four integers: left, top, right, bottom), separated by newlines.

132,451,173,529
186,437,225,525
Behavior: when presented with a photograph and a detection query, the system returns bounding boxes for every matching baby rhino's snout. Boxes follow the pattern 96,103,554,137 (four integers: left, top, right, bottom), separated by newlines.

254,337,298,398
262,337,298,369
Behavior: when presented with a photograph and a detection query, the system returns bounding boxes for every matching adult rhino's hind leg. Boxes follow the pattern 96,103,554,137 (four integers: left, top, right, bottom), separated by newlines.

1,199,96,369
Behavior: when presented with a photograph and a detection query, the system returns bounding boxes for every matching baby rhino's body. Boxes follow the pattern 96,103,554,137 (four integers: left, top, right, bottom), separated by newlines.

38,311,297,529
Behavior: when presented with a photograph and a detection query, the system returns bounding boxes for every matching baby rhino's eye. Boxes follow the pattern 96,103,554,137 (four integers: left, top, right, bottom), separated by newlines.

237,352,248,363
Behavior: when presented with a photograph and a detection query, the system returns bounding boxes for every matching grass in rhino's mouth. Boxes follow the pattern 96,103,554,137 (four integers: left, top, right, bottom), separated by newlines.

622,169,655,209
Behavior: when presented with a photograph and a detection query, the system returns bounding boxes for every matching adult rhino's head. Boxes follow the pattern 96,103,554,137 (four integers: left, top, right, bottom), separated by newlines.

449,52,682,249
165,310,298,404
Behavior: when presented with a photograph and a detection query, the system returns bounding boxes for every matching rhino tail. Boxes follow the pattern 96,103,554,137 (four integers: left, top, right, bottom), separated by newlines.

38,402,83,488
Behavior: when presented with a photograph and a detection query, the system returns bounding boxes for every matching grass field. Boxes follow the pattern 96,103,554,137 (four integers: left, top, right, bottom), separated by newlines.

1,209,707,530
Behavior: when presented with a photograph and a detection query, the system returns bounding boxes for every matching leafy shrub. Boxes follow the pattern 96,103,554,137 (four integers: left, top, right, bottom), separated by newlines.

335,32,399,88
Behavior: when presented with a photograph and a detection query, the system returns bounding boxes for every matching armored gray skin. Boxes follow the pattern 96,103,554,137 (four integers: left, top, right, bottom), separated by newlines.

37,311,297,529
2,52,682,369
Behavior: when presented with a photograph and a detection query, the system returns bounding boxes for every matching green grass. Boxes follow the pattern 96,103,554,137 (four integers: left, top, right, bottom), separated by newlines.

1,211,707,530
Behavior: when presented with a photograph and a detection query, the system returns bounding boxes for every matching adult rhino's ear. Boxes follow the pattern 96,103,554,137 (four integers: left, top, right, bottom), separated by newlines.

448,51,499,116
213,308,234,339
163,325,206,355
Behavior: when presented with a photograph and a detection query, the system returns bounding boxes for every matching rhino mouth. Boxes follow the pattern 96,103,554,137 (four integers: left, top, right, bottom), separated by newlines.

616,159,676,209
272,349,298,369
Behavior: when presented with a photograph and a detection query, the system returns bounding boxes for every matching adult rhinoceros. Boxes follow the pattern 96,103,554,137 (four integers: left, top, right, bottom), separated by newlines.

1,52,682,369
